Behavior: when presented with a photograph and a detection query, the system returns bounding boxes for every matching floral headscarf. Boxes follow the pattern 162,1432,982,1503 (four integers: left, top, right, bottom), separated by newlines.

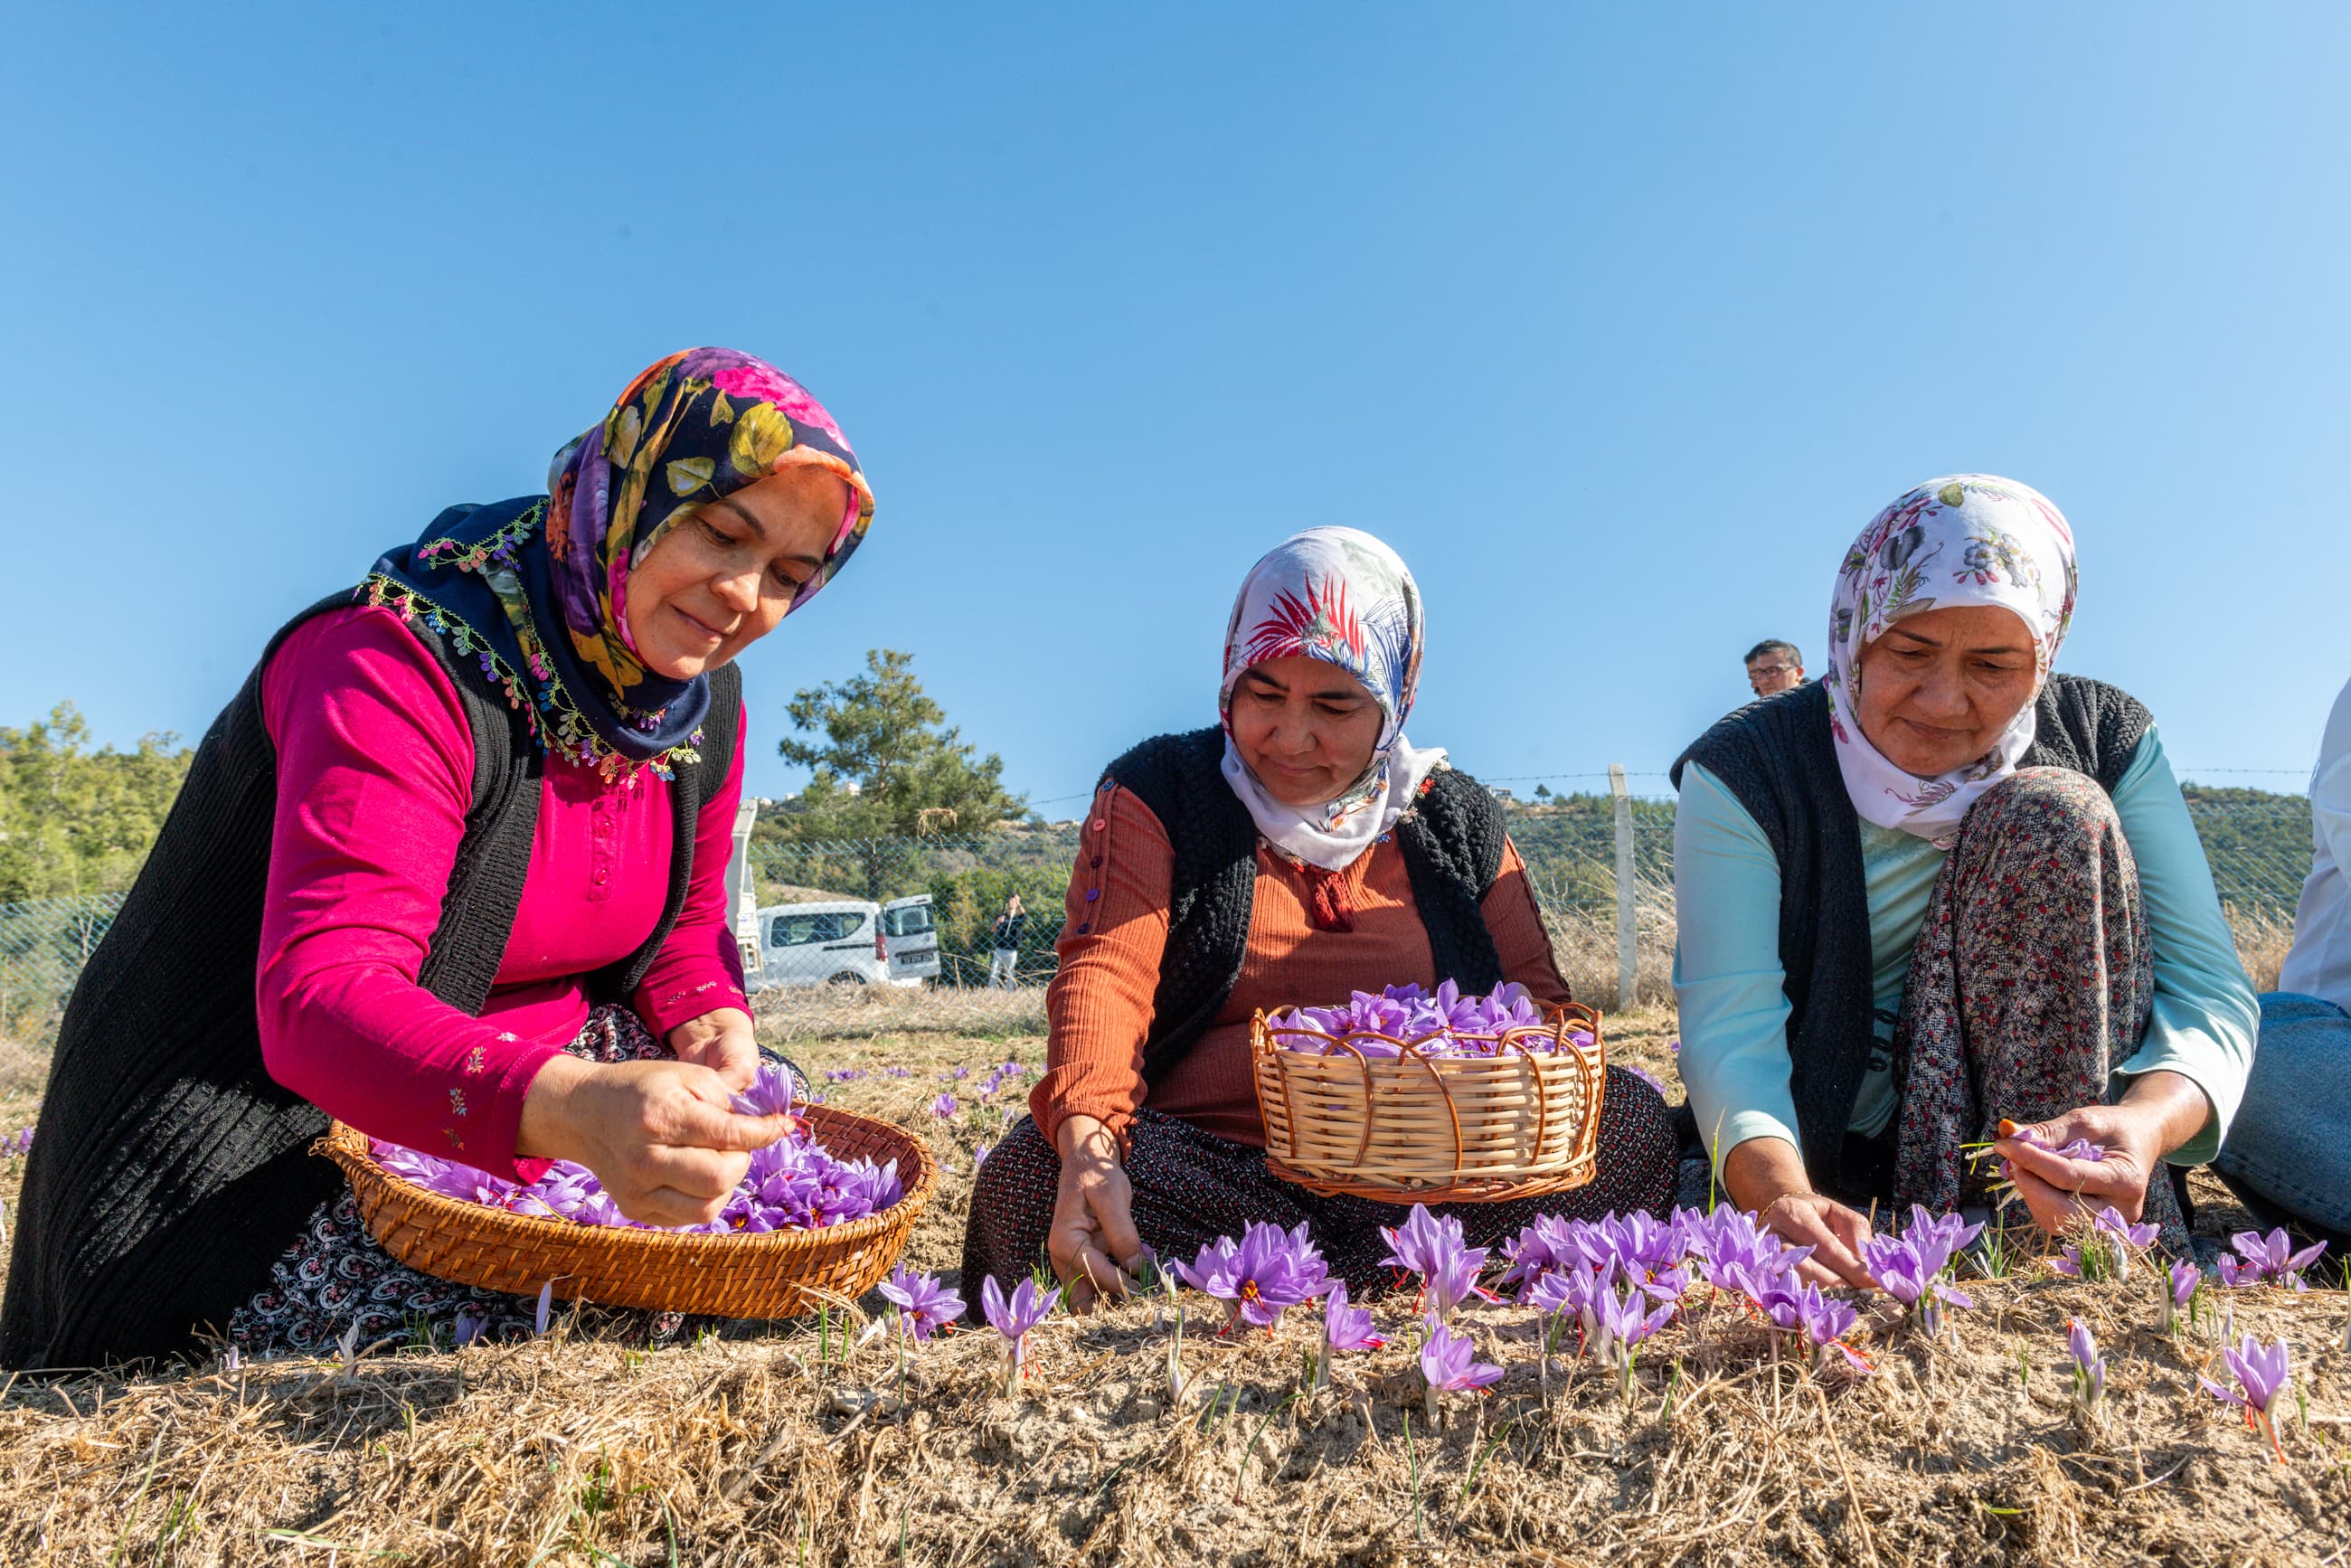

1217,527,1446,874
1824,475,2077,846
366,348,873,780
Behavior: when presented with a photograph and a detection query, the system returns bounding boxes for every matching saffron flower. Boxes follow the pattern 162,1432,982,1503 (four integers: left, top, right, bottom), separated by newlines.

1862,1206,1981,1337
2200,1333,2291,1461
1312,1281,1385,1389
1589,1278,1676,1398
879,1267,962,1345
731,1063,797,1119
2063,1318,2106,1424
930,1093,959,1120
980,1275,1060,1391
1377,1204,1491,1318
2159,1259,2200,1336
1270,981,1584,1057
1169,1222,1332,1328
1419,1315,1503,1413
2216,1228,2329,1289
1423,1241,1494,1320
1761,1283,1868,1374
972,1141,995,1173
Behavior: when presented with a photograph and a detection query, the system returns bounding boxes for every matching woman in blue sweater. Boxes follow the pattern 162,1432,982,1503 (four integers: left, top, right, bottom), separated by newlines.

1672,476,2254,1283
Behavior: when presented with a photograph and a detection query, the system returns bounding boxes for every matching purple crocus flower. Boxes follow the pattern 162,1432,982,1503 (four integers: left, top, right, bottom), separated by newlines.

731,1061,796,1119
979,1275,1060,1388
1497,1215,1578,1301
2064,1318,2106,1422
1377,1204,1489,1317
1589,1277,1676,1394
1418,1317,1504,1403
2201,1333,2291,1459
1169,1222,1331,1328
1761,1283,1868,1374
878,1266,963,1345
1376,1204,1461,1281
1862,1209,1979,1339
973,1141,995,1173
1323,1281,1385,1355
454,1305,490,1348
1422,1242,1494,1321
930,1093,959,1120
2216,1228,2329,1289
2159,1258,2200,1336
1688,1205,1810,1303
1310,1281,1384,1389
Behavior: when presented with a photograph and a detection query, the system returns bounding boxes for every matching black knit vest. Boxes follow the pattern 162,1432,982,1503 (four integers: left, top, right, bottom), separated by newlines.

1101,727,1510,1084
1669,675,2150,1192
0,589,741,1371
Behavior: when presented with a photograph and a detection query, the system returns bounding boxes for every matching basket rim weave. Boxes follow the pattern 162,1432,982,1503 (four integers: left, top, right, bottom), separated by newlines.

316,1103,938,1310
1250,999,1610,1203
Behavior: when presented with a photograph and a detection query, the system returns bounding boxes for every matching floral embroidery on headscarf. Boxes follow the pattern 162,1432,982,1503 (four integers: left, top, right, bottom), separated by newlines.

1216,527,1446,873
365,348,873,780
1823,475,2077,846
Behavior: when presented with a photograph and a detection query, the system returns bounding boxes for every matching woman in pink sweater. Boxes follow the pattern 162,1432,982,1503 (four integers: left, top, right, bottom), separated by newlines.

2,348,875,1366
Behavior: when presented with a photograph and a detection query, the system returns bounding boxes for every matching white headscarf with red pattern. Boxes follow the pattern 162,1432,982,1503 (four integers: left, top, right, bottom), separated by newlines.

1824,475,2078,847
1217,527,1447,871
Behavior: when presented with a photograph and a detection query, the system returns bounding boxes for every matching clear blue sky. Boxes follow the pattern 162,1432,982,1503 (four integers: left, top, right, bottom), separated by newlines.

5,5,2345,812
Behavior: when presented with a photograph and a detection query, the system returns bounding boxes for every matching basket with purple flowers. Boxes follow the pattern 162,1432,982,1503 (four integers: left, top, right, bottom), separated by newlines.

1250,981,1608,1202
317,1061,935,1318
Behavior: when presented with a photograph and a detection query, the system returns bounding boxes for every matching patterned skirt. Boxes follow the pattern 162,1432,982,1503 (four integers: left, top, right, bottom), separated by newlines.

1891,767,2189,1252
228,1006,802,1357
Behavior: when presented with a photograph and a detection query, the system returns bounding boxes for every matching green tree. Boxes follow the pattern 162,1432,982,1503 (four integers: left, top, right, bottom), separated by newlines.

0,703,194,902
767,650,1024,893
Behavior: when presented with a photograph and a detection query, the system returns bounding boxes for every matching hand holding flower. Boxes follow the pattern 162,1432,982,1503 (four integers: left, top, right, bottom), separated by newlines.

517,1053,792,1228
1994,1071,2208,1233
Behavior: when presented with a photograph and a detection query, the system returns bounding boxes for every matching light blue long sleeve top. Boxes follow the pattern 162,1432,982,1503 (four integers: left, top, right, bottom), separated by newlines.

1672,727,2257,1174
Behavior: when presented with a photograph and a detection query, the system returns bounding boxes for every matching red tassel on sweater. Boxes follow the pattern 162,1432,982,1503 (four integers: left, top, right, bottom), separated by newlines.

1305,866,1355,932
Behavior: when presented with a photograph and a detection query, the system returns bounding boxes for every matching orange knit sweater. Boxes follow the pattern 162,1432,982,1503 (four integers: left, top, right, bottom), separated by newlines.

1029,783,1572,1149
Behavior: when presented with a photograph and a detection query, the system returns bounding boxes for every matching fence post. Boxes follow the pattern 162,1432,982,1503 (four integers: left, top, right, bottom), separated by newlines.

1610,764,1636,1009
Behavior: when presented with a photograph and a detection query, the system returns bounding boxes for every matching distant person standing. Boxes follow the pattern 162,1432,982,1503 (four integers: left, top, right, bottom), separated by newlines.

1744,639,1805,698
987,894,1027,988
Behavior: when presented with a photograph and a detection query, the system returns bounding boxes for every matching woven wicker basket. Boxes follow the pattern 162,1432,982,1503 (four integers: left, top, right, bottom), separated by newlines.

1249,1001,1610,1202
316,1105,936,1318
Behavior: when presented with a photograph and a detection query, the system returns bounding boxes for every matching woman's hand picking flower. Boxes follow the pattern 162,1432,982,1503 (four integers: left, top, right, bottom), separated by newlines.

1047,1114,1147,1311
1993,1071,2209,1233
516,1054,792,1228
1722,1137,1876,1288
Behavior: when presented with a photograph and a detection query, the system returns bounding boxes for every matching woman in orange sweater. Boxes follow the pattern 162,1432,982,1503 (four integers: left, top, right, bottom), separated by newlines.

963,528,1676,1309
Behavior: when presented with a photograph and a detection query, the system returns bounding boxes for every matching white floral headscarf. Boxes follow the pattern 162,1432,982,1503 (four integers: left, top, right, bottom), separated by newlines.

1824,475,2078,847
1217,527,1446,871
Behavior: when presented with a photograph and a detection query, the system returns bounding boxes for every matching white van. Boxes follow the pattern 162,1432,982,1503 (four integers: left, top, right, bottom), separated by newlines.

881,895,940,985
752,901,888,987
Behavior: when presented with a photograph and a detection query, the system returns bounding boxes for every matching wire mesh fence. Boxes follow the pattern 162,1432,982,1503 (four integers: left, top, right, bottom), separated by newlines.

0,893,126,1043
0,791,2318,1047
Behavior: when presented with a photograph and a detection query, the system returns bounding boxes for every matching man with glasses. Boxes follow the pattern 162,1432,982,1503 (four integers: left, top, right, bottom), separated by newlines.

1743,639,1805,699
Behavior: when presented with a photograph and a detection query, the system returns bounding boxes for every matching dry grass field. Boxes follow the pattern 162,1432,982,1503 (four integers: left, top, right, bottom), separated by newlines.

0,991,2345,1564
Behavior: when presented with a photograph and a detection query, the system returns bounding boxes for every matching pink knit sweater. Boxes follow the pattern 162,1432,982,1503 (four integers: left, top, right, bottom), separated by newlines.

255,606,748,1182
